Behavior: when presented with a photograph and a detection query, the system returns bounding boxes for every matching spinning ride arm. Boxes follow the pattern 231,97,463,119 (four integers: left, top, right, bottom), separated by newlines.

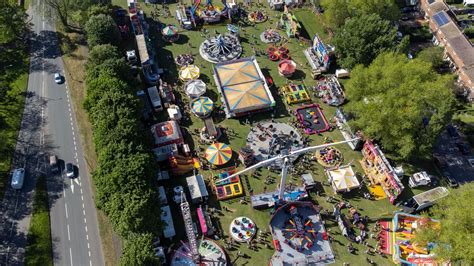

215,138,360,187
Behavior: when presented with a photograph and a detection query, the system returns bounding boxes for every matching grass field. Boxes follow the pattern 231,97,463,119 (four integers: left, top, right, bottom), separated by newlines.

24,176,53,266
0,46,29,198
112,1,435,265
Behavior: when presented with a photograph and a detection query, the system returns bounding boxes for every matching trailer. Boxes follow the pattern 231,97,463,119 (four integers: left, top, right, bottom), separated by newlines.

147,86,163,112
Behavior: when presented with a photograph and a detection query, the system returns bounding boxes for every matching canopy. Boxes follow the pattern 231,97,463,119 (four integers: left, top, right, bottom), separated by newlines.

191,97,214,117
205,142,232,165
162,25,178,36
278,59,296,75
185,79,206,98
327,166,360,192
179,65,200,81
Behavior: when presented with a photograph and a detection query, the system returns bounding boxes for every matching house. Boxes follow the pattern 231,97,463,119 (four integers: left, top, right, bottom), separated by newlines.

420,0,474,100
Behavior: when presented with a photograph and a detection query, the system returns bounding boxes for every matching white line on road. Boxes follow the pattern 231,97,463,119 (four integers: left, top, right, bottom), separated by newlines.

87,243,90,249
74,146,77,151
65,203,69,219
69,247,73,266
83,209,86,216
90,260,92,266
67,224,71,241
80,188,83,194
81,195,84,201
82,203,85,209
84,218,87,224
86,234,89,240
88,251,91,257
85,225,88,233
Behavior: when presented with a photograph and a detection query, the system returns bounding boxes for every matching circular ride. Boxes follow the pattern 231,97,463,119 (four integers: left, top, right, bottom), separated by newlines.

161,25,179,42
229,216,257,242
205,142,233,166
260,29,282,43
199,34,242,63
175,54,194,67
248,11,267,23
191,96,214,118
278,59,296,77
170,239,228,265
185,79,206,98
246,121,304,169
316,146,343,168
267,45,290,61
179,65,200,81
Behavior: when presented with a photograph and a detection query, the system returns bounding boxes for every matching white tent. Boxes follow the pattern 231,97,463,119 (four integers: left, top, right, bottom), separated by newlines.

185,79,206,98
326,165,360,193
186,174,209,204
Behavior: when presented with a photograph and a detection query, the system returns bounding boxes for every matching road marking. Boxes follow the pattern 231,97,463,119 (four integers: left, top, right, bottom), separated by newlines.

74,146,77,151
70,179,74,194
84,218,87,224
88,251,91,257
82,203,85,209
72,130,74,136
81,195,84,201
83,209,86,216
86,234,89,240
75,152,78,158
90,260,92,266
85,225,88,233
65,203,69,219
80,188,83,194
87,243,90,249
73,140,76,147
67,224,71,241
69,248,73,266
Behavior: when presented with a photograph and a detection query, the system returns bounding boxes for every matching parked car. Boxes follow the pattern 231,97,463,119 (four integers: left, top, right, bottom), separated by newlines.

408,171,432,188
54,73,63,84
443,172,458,188
11,168,25,190
65,162,75,178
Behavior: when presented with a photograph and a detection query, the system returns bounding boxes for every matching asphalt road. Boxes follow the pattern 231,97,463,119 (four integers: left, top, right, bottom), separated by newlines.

0,3,104,266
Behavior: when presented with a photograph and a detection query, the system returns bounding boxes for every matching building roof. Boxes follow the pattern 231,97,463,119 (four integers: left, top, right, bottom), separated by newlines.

426,0,449,17
214,57,275,116
160,205,176,239
448,35,474,67
151,121,183,146
438,21,462,40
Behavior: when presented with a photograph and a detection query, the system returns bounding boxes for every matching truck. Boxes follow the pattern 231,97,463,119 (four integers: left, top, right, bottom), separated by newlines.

147,86,163,112
401,186,449,213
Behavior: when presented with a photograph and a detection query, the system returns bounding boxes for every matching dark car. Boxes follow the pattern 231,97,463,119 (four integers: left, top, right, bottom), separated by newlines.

443,172,458,188
456,142,471,155
447,124,460,138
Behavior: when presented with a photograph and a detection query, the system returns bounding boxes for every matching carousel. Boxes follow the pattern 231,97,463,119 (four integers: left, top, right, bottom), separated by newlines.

246,121,303,169
316,146,343,168
205,142,233,166
170,239,228,265
248,11,268,23
229,217,257,242
260,29,282,44
185,79,206,98
199,34,242,63
191,96,214,118
179,65,200,81
161,25,179,42
175,54,194,67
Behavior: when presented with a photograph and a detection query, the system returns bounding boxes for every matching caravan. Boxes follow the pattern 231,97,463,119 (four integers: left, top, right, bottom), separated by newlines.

147,86,163,112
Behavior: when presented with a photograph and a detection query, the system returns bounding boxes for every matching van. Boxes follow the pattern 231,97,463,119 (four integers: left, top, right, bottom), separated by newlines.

11,168,25,190
50,155,59,173
147,86,163,112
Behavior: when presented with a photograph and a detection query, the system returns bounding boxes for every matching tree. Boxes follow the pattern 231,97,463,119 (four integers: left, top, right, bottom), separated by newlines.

87,44,120,69
0,1,28,44
44,0,110,31
321,0,400,29
345,52,455,159
416,46,446,70
414,183,474,264
85,14,120,47
120,233,160,266
332,14,399,69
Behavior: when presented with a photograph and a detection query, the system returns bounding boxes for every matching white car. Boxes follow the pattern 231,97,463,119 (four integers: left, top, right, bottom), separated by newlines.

54,73,63,84
11,168,25,190
65,162,75,178
173,186,184,204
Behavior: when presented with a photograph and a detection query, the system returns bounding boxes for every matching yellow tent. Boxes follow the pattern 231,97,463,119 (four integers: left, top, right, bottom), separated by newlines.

326,165,360,193
179,65,200,81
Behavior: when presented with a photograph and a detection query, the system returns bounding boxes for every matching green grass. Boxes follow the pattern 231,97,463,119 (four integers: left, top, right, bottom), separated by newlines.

111,2,433,264
24,175,53,266
0,48,29,198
